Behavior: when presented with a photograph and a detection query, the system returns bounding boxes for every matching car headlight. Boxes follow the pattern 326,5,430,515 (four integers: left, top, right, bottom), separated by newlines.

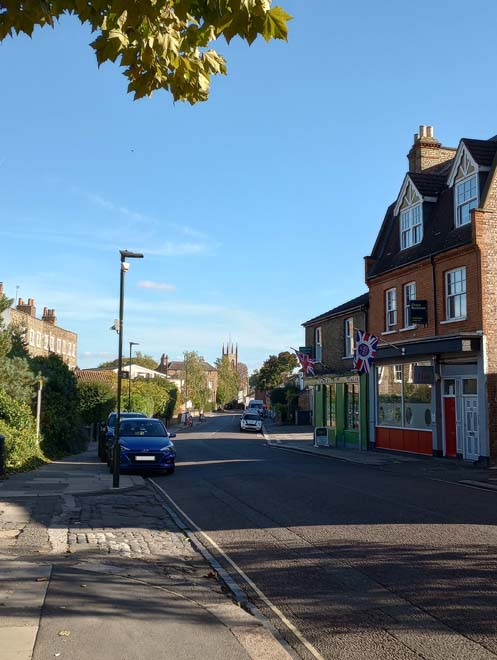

160,446,174,453
120,445,131,451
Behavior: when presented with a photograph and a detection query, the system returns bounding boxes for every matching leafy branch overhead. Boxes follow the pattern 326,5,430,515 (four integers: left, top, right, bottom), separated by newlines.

0,1,292,103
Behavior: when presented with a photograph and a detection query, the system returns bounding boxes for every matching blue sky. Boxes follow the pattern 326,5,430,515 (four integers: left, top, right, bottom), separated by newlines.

1,1,497,373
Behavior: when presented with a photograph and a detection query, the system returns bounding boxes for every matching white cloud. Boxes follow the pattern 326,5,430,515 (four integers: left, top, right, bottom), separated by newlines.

138,280,176,292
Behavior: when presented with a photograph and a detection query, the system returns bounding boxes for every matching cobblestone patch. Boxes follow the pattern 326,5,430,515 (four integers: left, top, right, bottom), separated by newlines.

67,486,196,559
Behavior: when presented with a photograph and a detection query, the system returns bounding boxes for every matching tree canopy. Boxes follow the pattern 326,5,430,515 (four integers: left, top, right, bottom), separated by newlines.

216,355,239,406
0,1,291,103
98,352,158,371
251,350,298,391
182,350,210,410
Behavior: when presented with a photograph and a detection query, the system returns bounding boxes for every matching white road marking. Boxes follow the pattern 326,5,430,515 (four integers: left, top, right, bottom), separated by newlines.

150,479,326,660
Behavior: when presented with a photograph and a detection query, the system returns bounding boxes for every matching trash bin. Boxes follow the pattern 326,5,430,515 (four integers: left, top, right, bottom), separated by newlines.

0,434,5,476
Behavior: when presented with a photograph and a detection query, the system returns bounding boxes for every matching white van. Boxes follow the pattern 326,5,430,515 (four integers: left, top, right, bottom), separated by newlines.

247,399,264,416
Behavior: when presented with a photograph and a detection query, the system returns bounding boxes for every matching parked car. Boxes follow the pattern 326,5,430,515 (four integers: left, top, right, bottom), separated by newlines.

101,411,147,463
247,399,264,416
108,418,176,474
240,412,263,433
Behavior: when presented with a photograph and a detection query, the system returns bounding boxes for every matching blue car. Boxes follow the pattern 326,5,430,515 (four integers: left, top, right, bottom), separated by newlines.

109,418,176,474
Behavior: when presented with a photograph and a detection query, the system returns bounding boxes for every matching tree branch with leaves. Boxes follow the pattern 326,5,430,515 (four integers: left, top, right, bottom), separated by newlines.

0,1,291,103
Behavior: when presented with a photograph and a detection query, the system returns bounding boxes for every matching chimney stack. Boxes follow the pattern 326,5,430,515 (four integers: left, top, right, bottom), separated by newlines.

42,307,57,325
407,125,455,173
16,297,36,317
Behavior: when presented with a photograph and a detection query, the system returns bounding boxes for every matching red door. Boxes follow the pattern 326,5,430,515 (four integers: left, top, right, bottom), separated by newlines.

444,397,457,457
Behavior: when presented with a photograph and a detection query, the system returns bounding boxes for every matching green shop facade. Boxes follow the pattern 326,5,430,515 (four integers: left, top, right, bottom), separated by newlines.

302,293,370,451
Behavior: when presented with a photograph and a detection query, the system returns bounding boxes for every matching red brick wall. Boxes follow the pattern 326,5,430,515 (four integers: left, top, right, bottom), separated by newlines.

475,166,497,461
367,245,481,341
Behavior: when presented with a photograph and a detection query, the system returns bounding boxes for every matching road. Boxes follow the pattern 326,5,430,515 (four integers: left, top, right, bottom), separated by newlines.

153,413,497,660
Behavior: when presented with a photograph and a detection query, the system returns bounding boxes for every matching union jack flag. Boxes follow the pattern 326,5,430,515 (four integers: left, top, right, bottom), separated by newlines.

292,348,316,377
353,330,378,374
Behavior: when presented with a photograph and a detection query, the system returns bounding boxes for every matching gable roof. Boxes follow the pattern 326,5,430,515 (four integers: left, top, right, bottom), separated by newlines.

367,132,497,279
74,368,115,384
462,138,497,167
302,292,369,327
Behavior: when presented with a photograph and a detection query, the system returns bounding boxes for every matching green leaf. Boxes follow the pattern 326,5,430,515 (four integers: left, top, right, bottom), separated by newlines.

261,6,292,42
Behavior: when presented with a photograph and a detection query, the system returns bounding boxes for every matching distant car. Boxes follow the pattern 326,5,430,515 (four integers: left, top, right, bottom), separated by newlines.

108,418,176,474
102,411,147,463
240,412,263,433
247,399,264,416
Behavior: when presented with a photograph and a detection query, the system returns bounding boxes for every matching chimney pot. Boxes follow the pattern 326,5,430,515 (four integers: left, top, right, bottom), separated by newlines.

426,125,434,138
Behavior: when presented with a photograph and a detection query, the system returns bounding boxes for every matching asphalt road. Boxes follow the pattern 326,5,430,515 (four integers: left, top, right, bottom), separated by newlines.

153,413,497,660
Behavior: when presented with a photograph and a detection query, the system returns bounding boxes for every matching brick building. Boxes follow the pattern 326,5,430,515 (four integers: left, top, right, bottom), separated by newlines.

1,283,78,369
156,354,218,407
302,293,369,449
365,125,497,463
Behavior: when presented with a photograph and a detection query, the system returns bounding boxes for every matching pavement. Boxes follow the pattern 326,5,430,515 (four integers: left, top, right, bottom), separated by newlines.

262,418,496,487
0,418,294,660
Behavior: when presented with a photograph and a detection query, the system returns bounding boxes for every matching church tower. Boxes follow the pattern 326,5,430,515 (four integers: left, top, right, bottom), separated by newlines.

222,340,238,369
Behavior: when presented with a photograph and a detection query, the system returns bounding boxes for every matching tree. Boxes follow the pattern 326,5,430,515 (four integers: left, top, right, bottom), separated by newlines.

122,377,178,420
98,352,158,371
0,294,36,404
78,380,116,425
182,350,209,411
31,354,84,456
0,1,291,104
252,350,298,390
216,355,240,407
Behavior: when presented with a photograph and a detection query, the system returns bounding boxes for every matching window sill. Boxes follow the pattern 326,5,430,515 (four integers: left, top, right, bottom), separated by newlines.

342,355,354,360
381,330,397,335
440,317,467,325
399,325,417,332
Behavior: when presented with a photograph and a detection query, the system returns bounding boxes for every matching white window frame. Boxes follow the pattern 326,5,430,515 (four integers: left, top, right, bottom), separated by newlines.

56,338,62,353
43,334,49,350
314,327,322,363
394,364,403,383
62,340,66,355
344,317,354,357
445,267,467,321
403,282,416,328
36,331,42,348
400,204,423,250
386,288,397,330
29,328,35,346
455,174,478,227
49,336,55,351
72,343,76,357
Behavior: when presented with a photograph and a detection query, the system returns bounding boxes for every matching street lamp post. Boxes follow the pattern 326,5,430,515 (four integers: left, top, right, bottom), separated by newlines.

128,341,140,410
113,250,143,489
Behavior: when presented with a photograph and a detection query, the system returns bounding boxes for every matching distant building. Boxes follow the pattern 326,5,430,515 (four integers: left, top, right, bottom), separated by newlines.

1,282,78,369
109,364,168,379
157,354,218,406
222,341,249,401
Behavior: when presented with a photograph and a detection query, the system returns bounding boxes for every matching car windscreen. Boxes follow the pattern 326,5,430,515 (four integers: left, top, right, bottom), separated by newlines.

120,420,167,437
244,414,259,421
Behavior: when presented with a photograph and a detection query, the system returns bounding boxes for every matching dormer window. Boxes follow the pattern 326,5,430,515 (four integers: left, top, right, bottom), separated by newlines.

450,146,479,227
401,205,422,249
455,175,477,227
397,179,423,250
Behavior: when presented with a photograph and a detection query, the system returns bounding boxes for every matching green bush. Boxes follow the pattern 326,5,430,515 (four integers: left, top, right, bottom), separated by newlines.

0,419,46,473
0,388,34,430
31,354,86,457
78,381,115,424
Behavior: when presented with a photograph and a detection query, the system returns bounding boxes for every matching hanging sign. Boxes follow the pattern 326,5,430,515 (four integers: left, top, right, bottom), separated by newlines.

410,301,428,325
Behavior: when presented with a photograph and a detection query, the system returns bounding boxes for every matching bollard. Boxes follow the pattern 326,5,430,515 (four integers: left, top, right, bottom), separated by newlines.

0,434,5,476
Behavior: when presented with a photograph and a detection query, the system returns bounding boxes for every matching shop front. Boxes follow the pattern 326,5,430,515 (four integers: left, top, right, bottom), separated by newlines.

370,336,487,462
307,373,368,450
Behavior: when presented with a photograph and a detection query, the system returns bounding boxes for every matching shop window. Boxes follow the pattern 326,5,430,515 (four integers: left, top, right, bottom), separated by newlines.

444,379,455,396
377,365,402,427
377,362,432,429
345,383,359,429
404,378,432,429
463,379,477,395
326,384,336,427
